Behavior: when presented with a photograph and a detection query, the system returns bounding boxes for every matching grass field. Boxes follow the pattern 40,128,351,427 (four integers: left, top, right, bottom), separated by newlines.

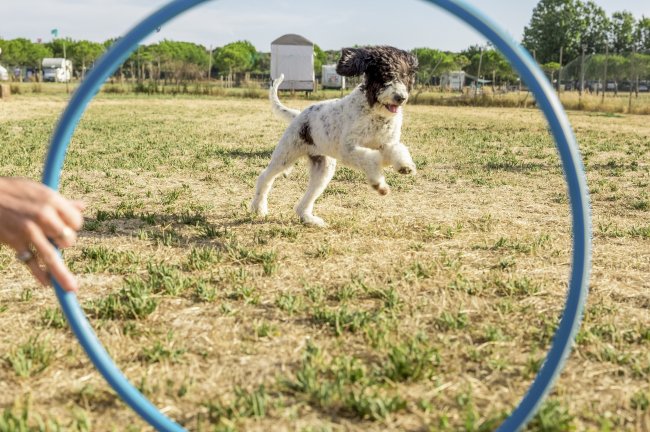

0,89,648,431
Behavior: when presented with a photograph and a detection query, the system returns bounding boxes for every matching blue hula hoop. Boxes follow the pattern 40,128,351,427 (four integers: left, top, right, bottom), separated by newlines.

43,0,591,430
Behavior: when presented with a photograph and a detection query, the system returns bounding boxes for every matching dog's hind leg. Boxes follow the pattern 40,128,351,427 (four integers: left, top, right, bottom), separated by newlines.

295,155,337,227
251,141,302,217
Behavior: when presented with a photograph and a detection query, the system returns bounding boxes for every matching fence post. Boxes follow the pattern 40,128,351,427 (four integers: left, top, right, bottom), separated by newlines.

475,47,483,99
628,46,636,112
579,44,586,97
601,45,608,104
207,45,212,81
492,69,496,94
634,46,639,99
557,46,563,92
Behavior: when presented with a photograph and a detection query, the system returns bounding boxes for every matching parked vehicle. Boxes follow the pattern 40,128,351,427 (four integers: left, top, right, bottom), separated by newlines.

42,58,73,83
619,81,632,92
321,64,345,89
587,81,602,92
0,47,5,81
561,81,575,91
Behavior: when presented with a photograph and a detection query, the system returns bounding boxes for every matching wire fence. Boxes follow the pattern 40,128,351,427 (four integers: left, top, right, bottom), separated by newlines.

558,50,650,95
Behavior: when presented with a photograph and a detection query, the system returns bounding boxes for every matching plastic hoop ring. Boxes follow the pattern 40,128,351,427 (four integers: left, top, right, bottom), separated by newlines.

43,0,591,431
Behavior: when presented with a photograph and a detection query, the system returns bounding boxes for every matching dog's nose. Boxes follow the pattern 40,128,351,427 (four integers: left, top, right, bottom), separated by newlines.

393,94,405,104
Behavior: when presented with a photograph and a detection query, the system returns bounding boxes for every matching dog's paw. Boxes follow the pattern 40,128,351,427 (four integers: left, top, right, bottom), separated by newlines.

372,182,391,196
282,165,295,178
300,214,327,227
250,200,268,217
397,162,417,175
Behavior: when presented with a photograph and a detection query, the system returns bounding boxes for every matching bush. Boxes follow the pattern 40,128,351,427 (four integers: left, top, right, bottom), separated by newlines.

102,84,127,94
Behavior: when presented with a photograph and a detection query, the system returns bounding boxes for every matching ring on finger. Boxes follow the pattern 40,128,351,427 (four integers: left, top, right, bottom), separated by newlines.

16,249,35,263
55,226,76,244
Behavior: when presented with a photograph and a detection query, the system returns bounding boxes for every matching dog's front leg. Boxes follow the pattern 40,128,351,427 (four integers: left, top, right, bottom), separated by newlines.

341,143,390,195
383,142,417,175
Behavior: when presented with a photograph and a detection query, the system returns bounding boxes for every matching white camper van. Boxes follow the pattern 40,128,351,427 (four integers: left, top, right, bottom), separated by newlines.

42,58,73,83
321,64,345,89
0,48,9,81
0,47,8,81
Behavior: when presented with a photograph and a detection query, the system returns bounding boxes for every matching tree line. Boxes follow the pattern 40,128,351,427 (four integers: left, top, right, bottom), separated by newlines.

0,0,648,86
523,0,650,64
0,36,530,86
0,38,332,82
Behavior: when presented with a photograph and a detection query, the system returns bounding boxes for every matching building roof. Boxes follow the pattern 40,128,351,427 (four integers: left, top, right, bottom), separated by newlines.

271,34,313,46
465,73,491,84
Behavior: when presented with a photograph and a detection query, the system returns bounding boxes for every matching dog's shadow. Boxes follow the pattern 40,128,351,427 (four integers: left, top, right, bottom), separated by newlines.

77,209,297,252
212,147,273,160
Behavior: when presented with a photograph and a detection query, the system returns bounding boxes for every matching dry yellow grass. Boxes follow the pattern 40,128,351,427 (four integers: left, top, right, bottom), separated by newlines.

412,88,650,115
0,92,648,431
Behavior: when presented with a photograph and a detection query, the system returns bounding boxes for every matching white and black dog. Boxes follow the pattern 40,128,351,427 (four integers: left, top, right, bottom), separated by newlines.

251,46,419,227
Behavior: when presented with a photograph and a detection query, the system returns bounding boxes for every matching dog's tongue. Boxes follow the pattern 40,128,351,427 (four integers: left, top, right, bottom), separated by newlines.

387,104,399,113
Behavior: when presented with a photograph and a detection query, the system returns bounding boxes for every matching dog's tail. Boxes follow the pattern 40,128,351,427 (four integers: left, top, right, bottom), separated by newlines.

270,74,300,123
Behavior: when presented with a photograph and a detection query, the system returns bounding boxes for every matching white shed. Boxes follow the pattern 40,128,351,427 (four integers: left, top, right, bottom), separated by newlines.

441,71,466,91
271,34,314,91
322,64,345,89
0,64,8,81
0,47,7,81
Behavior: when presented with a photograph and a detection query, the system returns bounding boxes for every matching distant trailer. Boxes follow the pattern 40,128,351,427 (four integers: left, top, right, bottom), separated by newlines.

42,58,73,83
271,34,315,91
0,64,8,81
322,64,345,89
441,71,465,91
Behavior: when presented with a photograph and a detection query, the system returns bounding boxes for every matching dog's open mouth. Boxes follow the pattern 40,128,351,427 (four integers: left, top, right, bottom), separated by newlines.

384,104,400,114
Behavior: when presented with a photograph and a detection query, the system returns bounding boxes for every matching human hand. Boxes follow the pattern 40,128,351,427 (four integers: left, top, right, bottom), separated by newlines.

0,177,84,292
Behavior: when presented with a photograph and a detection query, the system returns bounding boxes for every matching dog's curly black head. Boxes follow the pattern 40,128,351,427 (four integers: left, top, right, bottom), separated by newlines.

336,46,418,114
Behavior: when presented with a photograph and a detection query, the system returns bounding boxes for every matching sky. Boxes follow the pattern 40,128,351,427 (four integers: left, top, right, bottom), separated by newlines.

1,0,649,52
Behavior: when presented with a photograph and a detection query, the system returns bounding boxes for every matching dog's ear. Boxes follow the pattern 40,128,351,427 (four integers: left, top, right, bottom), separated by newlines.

407,51,419,72
336,48,370,77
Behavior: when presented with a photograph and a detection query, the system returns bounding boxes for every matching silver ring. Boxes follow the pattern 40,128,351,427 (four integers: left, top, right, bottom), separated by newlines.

56,226,75,243
16,249,34,263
